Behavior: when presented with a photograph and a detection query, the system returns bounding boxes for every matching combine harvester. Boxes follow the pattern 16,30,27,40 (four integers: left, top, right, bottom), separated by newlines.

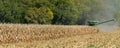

87,19,117,32
88,19,115,26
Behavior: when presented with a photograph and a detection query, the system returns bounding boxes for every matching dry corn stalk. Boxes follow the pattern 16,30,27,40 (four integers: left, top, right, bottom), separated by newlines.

0,24,99,43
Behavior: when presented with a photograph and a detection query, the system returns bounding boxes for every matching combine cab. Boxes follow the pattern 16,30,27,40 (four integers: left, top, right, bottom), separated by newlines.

88,19,115,26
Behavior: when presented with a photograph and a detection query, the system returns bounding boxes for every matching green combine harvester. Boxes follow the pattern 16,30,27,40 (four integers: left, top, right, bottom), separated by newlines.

88,19,115,26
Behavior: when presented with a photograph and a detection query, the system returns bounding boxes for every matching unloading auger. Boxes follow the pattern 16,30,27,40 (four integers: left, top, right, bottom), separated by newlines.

88,19,115,26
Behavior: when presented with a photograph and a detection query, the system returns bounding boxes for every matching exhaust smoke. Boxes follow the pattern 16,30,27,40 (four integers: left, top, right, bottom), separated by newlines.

92,0,119,32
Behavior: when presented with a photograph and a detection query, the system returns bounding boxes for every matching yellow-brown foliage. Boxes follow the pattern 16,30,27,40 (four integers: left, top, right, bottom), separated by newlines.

0,24,98,43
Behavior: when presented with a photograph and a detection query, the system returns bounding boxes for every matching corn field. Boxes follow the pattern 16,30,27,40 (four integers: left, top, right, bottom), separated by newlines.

0,24,119,48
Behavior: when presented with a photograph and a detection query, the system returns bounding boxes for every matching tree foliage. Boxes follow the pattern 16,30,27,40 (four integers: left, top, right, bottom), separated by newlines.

25,7,53,24
0,0,118,25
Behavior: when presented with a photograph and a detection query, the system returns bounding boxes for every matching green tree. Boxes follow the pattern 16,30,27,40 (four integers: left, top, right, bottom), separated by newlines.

0,0,25,23
0,0,114,25
70,0,92,25
24,7,53,24
52,0,78,25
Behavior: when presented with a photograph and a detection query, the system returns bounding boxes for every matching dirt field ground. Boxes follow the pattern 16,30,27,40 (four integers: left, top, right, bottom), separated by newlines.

0,24,119,48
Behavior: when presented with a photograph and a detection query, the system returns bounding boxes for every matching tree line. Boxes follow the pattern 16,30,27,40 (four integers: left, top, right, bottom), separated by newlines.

0,0,119,25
